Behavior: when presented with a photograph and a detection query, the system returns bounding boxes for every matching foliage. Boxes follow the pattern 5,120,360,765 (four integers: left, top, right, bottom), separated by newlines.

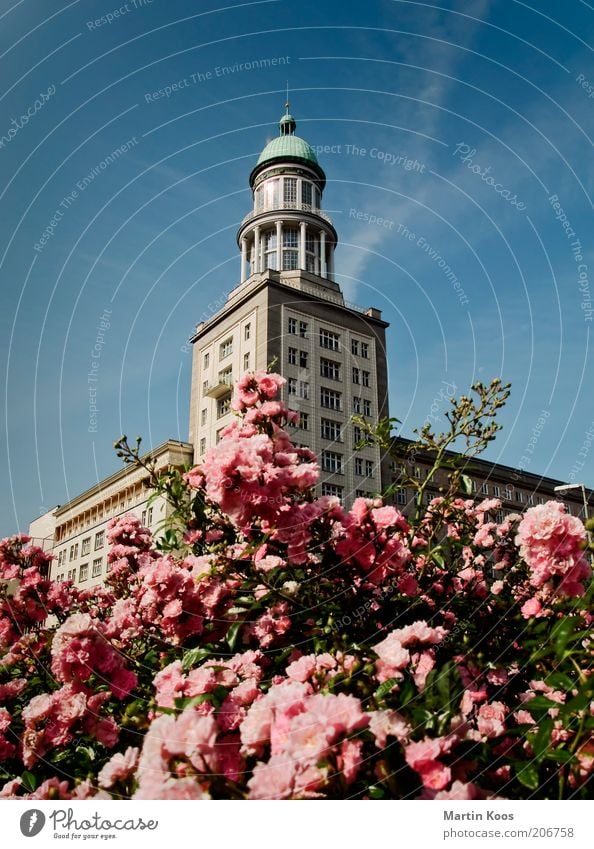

0,370,591,800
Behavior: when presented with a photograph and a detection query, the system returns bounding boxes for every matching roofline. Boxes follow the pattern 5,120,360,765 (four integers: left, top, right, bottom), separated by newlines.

54,439,193,518
391,435,593,497
190,273,389,343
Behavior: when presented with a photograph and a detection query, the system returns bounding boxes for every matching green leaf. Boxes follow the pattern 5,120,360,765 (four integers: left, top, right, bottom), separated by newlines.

544,748,575,764
181,647,212,671
375,678,399,700
460,474,473,495
530,717,553,760
225,620,244,652
545,672,575,692
368,785,385,799
515,761,540,790
525,695,559,713
432,551,445,569
21,771,37,792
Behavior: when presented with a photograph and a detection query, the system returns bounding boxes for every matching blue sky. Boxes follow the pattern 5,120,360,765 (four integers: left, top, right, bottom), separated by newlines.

1,0,593,533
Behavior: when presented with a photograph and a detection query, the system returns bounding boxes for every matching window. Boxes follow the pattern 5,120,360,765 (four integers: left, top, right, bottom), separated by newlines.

396,489,407,506
244,323,251,341
413,467,422,479
216,428,224,444
496,510,504,523
81,537,91,556
351,339,359,356
298,412,309,431
363,399,371,417
288,377,297,395
202,380,209,395
243,352,250,371
94,531,104,550
141,509,147,525
516,491,524,503
299,321,308,338
321,419,342,441
527,494,534,505
355,457,363,475
321,483,343,501
493,485,501,498
481,482,489,495
58,550,66,567
199,438,206,455
365,460,374,477
203,352,210,369
264,229,277,270
218,366,233,387
288,317,297,334
320,329,340,350
284,177,297,204
288,347,297,365
537,496,545,505
92,558,102,578
148,507,153,525
302,181,313,206
352,367,360,384
361,342,369,359
217,395,231,418
299,350,308,369
353,425,363,444
299,381,309,400
321,388,342,410
68,568,76,582
504,487,513,501
362,371,370,388
353,396,361,414
201,408,207,426
322,451,343,474
320,359,341,380
69,543,78,561
282,227,299,270
79,563,88,582
219,337,233,360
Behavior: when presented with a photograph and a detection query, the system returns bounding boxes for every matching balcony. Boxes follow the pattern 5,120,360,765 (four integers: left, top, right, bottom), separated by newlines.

205,379,233,399
240,201,334,229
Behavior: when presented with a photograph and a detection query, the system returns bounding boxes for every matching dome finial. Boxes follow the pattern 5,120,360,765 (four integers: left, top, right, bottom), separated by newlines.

279,87,296,136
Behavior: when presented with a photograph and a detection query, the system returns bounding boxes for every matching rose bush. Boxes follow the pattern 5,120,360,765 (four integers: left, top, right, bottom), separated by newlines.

0,371,592,800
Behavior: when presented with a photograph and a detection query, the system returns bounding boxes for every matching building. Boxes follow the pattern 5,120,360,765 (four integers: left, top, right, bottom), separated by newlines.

188,105,391,505
391,436,592,522
29,440,192,587
27,103,591,581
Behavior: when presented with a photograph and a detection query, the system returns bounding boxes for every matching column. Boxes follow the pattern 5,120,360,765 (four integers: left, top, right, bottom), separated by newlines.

299,221,306,270
320,230,327,279
240,237,247,282
276,220,282,271
254,225,260,274
328,244,335,281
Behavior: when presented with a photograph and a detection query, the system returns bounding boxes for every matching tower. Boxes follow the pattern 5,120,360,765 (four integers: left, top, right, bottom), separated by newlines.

188,106,391,505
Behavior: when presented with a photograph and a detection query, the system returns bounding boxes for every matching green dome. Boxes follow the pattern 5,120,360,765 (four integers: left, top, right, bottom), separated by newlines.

249,105,326,189
256,133,319,167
